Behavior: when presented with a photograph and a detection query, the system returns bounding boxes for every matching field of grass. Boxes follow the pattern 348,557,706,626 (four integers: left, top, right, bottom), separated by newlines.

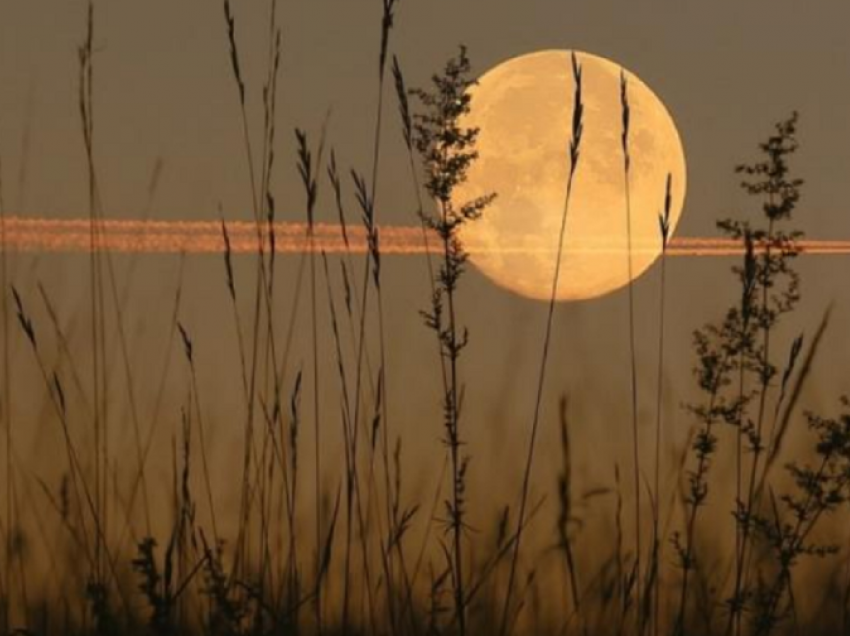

2,2,850,636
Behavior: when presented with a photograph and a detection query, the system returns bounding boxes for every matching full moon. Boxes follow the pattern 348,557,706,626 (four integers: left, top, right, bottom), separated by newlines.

455,50,687,301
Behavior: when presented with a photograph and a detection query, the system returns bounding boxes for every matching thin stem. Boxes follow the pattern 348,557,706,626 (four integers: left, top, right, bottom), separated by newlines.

674,350,732,636
621,71,642,627
728,217,777,636
440,201,466,636
501,53,583,636
652,247,667,636
501,125,580,636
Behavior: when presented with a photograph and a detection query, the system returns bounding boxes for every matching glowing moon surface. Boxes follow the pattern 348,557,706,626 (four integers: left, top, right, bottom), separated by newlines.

456,50,687,301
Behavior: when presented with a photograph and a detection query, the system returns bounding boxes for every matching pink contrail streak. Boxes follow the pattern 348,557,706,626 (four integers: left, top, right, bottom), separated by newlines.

1,216,849,257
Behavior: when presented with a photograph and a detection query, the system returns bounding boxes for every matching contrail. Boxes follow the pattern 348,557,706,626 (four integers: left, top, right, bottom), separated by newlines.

1,216,849,256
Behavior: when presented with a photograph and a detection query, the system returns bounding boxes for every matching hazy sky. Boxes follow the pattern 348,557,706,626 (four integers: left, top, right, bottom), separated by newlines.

1,0,849,236
2,0,850,494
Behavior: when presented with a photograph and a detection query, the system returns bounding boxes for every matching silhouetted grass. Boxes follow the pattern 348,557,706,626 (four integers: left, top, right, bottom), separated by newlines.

3,4,850,636
411,45,496,636
501,51,582,636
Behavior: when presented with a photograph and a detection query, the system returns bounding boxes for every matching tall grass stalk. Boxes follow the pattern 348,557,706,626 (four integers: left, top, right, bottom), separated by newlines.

286,369,303,621
371,0,400,591
556,397,583,633
257,5,283,612
364,52,397,620
320,246,356,631
350,0,398,512
77,11,142,617
350,170,382,635
338,2,400,630
78,3,158,602
352,170,399,633
222,0,263,589
500,52,583,636
296,125,325,632
327,151,360,635
375,222,398,636
614,462,631,634
79,1,110,592
619,71,642,629
652,174,673,636
177,323,219,545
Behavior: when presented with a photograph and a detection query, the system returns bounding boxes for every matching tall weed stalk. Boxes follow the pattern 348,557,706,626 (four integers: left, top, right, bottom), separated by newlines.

411,46,495,636
500,52,583,636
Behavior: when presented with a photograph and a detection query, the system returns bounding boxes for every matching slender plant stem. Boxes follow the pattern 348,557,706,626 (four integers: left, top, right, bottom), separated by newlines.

728,217,777,636
674,351,731,636
652,245,667,636
501,54,583,634
620,71,642,627
651,171,676,633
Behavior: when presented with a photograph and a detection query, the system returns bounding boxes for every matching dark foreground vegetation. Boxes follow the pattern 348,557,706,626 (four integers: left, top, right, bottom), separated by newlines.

2,2,850,635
